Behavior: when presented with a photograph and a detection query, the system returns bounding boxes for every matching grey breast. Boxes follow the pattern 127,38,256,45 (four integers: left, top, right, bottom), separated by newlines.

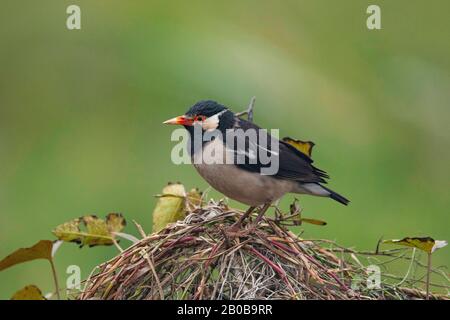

192,138,296,206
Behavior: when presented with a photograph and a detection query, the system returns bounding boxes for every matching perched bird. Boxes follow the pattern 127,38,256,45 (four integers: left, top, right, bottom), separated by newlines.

163,100,349,226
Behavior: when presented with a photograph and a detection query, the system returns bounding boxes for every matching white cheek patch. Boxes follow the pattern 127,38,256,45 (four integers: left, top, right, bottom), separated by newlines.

202,115,220,131
200,109,227,131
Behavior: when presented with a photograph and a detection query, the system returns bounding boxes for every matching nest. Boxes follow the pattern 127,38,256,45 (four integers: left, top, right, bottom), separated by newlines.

79,201,447,300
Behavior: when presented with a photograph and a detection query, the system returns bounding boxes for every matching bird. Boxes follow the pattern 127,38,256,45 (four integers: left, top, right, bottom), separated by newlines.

163,100,349,227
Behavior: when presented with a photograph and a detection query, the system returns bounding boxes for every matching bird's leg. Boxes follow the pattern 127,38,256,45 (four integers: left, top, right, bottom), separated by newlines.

224,203,271,238
254,202,272,224
224,206,256,238
241,203,272,235
272,199,282,221
232,206,256,229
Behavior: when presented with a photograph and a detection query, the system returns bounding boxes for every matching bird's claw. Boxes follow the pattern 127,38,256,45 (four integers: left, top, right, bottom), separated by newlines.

223,223,256,238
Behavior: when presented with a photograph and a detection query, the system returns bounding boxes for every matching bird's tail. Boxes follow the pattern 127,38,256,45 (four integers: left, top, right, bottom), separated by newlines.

299,183,350,206
320,184,350,205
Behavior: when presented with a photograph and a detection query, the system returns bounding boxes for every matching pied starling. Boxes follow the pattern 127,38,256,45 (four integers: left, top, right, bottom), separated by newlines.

163,100,349,224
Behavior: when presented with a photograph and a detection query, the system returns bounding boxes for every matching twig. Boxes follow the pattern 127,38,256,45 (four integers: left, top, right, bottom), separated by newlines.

426,253,432,300
141,249,164,299
236,96,256,122
133,219,147,238
49,259,61,300
79,202,449,300
112,238,124,252
396,248,416,287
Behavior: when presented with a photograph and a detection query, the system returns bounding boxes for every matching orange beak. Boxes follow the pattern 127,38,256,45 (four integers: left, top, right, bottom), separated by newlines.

163,115,194,126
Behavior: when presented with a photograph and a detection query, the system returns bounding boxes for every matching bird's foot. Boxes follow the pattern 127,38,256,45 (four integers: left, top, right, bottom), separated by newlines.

222,203,271,238
224,222,250,238
225,221,264,238
222,206,256,237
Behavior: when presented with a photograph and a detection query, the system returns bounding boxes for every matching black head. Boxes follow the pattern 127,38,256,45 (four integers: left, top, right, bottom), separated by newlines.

163,100,235,133
185,100,228,118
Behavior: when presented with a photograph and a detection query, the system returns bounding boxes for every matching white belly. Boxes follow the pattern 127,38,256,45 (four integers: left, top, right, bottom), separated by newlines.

192,139,295,206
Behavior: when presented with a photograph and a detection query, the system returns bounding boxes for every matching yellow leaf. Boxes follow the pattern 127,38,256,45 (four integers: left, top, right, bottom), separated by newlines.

186,188,203,211
300,218,327,226
106,213,127,233
52,218,83,244
11,285,46,300
383,237,448,254
152,183,186,233
288,200,326,226
282,137,315,158
82,215,113,247
52,213,126,247
0,240,53,271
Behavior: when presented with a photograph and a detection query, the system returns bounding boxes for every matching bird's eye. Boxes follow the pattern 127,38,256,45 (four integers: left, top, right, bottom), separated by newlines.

194,115,206,122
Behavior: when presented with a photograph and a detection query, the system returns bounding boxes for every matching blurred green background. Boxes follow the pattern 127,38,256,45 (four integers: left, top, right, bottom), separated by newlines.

1,0,449,298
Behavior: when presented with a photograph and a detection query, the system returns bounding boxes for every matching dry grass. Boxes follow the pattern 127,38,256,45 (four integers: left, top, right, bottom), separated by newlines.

79,201,448,300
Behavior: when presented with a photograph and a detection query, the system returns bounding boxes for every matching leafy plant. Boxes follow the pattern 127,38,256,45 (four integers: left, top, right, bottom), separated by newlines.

383,237,448,299
52,213,126,248
152,182,203,232
0,213,130,299
0,240,60,299
11,285,46,300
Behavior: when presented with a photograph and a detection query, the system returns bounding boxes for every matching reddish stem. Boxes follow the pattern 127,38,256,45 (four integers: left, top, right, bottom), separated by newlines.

270,239,351,293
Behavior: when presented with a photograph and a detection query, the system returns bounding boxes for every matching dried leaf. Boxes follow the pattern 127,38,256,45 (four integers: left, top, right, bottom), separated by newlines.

282,137,315,158
383,237,448,254
289,199,301,215
299,218,327,226
0,240,53,271
11,285,45,300
186,188,203,211
52,213,126,247
106,213,127,233
288,199,326,226
152,182,186,233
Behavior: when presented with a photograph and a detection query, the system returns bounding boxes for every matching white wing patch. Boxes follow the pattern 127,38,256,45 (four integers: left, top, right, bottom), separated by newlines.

225,146,257,159
251,141,279,156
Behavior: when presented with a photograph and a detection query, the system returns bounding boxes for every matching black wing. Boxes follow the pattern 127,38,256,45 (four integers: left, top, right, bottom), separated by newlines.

226,118,329,184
